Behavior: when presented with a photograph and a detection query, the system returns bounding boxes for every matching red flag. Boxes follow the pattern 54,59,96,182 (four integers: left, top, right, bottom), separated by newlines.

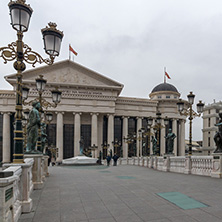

69,45,78,56
165,71,171,79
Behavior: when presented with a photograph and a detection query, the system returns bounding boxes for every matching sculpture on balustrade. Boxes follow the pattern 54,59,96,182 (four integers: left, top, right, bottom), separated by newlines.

214,113,222,153
165,128,176,154
151,135,158,155
26,101,41,153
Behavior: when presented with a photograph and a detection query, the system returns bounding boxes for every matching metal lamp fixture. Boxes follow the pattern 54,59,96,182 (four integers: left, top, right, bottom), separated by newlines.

164,117,169,126
187,91,195,105
176,99,184,112
36,75,47,92
9,0,33,32
46,112,53,122
22,85,29,100
147,117,153,126
197,100,204,113
52,88,62,104
42,22,64,57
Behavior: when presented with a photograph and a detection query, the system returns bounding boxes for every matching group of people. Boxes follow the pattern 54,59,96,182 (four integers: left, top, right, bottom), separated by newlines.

106,153,119,166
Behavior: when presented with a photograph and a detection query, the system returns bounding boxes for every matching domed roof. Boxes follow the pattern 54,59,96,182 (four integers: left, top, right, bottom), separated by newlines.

151,82,178,93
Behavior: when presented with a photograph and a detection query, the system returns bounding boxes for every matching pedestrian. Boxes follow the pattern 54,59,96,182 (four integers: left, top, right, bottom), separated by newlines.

45,148,51,166
106,155,111,166
112,153,119,166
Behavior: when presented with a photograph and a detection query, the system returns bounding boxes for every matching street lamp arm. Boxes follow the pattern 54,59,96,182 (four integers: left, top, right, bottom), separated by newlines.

23,43,54,67
23,97,59,109
179,108,201,119
0,42,17,64
0,41,55,67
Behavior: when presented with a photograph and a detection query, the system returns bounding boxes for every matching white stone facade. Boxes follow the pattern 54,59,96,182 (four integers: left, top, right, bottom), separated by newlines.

202,101,222,154
1,60,187,162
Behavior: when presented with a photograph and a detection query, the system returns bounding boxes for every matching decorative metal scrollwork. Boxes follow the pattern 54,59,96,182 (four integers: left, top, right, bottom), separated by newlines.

0,41,54,67
0,42,17,64
23,43,54,67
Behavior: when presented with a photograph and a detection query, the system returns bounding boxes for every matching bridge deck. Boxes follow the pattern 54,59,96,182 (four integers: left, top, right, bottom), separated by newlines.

19,165,222,222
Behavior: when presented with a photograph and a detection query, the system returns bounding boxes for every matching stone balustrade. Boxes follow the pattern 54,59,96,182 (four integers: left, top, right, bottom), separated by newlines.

124,154,222,178
1,155,49,222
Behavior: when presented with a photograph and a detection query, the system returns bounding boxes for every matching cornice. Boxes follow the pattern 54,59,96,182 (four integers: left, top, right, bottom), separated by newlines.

116,97,157,106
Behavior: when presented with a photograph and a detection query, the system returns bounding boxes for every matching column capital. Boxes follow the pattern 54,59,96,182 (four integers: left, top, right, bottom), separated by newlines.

121,116,129,119
1,112,12,115
136,116,143,120
55,111,64,115
107,113,114,117
73,112,82,116
90,113,99,116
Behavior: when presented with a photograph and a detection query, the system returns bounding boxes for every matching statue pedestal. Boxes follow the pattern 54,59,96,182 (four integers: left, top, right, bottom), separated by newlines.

62,155,98,165
24,154,43,189
211,153,222,178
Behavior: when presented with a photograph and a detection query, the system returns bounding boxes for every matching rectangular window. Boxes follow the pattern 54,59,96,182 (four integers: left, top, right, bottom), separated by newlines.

208,118,211,127
208,137,210,147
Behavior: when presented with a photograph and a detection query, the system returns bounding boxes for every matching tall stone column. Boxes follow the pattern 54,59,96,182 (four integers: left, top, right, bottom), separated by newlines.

98,115,103,156
122,116,128,158
150,119,155,155
74,113,81,157
107,114,114,155
137,117,142,157
180,119,186,156
2,112,11,163
172,119,178,155
91,113,98,158
160,119,166,155
56,112,64,162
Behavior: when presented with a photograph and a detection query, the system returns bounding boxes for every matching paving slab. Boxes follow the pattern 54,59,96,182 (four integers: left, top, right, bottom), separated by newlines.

19,165,222,222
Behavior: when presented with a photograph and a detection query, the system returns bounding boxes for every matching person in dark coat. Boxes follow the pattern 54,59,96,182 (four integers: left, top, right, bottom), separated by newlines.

106,155,111,166
112,153,119,166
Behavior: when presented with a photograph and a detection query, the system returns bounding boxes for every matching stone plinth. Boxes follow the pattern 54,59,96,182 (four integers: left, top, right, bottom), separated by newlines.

43,155,49,177
62,155,98,165
3,158,34,213
211,153,222,178
24,154,43,190
0,171,15,222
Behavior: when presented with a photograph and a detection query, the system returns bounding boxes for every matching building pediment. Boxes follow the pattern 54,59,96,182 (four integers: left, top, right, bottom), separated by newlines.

5,60,123,94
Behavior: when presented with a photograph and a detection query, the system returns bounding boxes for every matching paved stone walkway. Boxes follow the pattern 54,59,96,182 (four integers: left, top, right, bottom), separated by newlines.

19,164,222,222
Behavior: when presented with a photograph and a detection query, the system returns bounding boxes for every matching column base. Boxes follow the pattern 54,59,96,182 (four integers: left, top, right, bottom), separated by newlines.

22,198,33,213
33,182,44,190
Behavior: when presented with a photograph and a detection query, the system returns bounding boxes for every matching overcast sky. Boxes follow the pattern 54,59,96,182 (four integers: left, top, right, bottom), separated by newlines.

1,0,222,141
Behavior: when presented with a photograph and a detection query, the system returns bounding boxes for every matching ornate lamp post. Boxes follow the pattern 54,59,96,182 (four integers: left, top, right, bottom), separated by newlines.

177,92,204,155
147,113,168,155
101,141,110,159
112,138,122,157
123,134,137,157
22,108,29,150
0,0,63,163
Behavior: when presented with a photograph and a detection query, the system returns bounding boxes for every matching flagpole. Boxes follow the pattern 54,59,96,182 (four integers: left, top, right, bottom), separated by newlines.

69,44,71,60
164,67,166,83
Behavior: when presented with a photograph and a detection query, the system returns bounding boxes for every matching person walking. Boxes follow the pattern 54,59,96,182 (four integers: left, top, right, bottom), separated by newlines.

112,153,119,166
106,155,111,166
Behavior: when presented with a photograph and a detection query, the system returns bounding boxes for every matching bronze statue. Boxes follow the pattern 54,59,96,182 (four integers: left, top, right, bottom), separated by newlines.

165,128,176,154
26,101,41,153
214,113,222,153
151,135,158,155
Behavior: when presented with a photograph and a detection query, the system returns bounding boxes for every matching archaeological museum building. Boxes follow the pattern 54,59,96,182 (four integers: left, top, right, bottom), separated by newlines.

0,60,188,163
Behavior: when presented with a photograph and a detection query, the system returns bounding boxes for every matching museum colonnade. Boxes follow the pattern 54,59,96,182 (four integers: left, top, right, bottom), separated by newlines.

1,111,186,163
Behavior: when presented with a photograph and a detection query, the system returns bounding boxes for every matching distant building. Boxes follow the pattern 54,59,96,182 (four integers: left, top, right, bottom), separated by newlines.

202,100,222,154
0,60,187,163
